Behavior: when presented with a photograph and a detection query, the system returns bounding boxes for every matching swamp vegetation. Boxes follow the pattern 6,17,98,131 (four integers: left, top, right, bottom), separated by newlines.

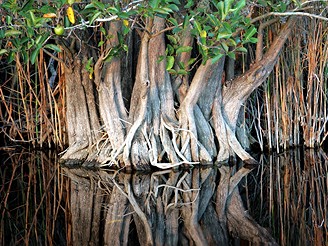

0,0,327,169
0,0,327,244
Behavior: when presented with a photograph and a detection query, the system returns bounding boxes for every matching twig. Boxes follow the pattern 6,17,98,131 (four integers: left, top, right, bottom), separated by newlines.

42,48,68,69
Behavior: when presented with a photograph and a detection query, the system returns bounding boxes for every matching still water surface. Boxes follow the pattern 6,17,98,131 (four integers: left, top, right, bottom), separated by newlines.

0,148,327,245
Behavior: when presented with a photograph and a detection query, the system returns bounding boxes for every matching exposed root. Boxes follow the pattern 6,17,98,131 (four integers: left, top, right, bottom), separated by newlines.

60,141,89,165
143,125,199,169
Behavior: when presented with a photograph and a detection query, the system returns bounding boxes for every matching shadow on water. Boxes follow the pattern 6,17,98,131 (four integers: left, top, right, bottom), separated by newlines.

0,148,327,245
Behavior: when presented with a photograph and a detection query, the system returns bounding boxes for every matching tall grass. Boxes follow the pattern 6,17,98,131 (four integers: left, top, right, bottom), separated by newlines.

0,51,66,149
246,17,328,151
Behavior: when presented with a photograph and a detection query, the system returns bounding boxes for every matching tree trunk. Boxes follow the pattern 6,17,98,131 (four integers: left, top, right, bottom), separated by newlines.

212,18,296,164
60,16,296,170
61,53,101,165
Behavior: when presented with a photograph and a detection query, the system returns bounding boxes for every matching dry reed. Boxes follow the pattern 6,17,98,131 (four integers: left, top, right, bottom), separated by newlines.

0,51,66,150
246,16,328,151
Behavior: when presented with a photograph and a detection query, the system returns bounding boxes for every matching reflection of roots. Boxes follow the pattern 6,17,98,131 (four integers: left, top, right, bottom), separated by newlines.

63,166,276,245
102,167,276,245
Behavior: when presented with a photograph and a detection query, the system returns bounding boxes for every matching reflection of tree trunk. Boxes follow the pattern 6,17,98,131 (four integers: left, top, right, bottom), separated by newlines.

103,175,131,246
63,166,277,245
64,168,103,246
227,189,277,245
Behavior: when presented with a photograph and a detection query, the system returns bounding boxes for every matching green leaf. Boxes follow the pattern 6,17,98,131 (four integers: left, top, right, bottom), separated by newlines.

0,30,5,39
28,10,36,26
0,49,8,55
235,46,247,53
217,32,232,40
118,12,129,19
199,45,208,62
168,17,178,26
8,51,15,63
168,4,179,12
84,3,95,9
93,1,105,10
176,46,193,54
207,14,219,26
5,30,22,37
100,26,106,35
193,20,202,33
171,0,180,4
227,51,236,59
231,0,245,14
157,55,165,63
222,22,232,33
226,38,237,46
150,0,161,9
166,44,175,55
184,0,194,8
22,50,29,64
172,26,182,34
5,16,12,25
278,2,287,12
216,2,225,20
211,53,224,64
123,25,130,35
44,44,62,53
224,0,234,15
154,8,170,15
221,42,229,53
187,58,197,66
90,11,102,24
31,45,42,65
168,69,177,75
177,61,185,69
85,57,93,72
244,26,257,40
107,7,119,14
35,33,49,45
183,15,190,29
167,35,178,45
177,69,188,75
39,5,57,14
166,56,175,70
248,37,258,43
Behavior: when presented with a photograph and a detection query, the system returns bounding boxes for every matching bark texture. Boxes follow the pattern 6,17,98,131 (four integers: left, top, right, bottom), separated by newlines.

60,16,296,170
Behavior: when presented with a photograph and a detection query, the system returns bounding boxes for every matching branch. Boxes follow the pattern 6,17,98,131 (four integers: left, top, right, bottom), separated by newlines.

42,48,68,69
272,11,328,21
256,18,278,62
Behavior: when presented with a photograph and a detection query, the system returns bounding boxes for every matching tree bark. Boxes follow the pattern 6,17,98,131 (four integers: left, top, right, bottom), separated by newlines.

60,16,296,169
212,18,296,163
61,53,101,165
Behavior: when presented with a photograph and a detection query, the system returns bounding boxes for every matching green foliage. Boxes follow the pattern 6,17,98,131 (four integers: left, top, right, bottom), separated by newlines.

0,0,296,69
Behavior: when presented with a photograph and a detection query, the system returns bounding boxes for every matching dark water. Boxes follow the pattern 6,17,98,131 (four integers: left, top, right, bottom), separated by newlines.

0,148,327,245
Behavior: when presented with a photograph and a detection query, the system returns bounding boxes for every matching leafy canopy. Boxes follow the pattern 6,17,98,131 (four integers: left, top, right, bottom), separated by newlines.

0,0,297,68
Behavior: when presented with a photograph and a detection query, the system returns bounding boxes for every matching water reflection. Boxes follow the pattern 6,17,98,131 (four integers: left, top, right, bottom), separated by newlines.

248,149,328,246
0,148,327,245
